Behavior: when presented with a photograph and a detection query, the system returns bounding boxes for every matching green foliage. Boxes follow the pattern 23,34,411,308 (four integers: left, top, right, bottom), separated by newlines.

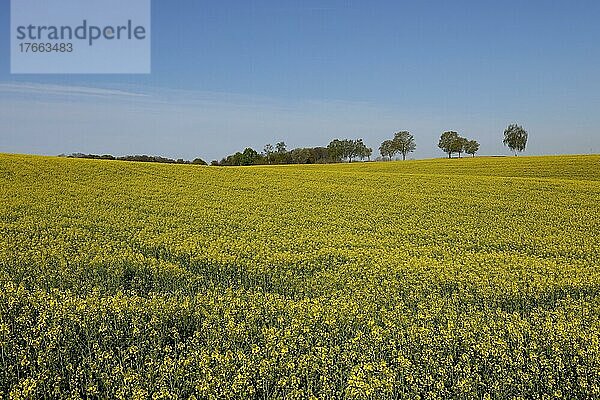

241,148,260,166
276,141,287,154
392,131,416,160
455,137,469,158
354,139,373,161
327,139,370,163
439,132,476,158
503,124,528,155
438,131,459,158
379,140,395,160
1,154,600,398
263,144,274,164
379,131,416,161
465,140,480,157
289,148,313,164
220,142,333,166
65,153,207,165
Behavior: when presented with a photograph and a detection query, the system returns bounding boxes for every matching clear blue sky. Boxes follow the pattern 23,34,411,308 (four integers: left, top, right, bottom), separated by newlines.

1,0,599,160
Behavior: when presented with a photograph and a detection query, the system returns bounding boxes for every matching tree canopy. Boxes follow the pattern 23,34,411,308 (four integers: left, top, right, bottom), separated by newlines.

63,153,207,165
455,137,469,158
464,140,480,157
327,139,371,163
379,140,395,161
392,131,416,160
438,132,480,158
503,124,528,155
438,131,459,158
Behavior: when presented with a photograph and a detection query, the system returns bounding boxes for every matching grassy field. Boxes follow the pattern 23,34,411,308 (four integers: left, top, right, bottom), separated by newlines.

1,153,599,399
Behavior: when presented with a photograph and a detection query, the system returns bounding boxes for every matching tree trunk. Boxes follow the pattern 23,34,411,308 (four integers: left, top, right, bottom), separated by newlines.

402,153,406,161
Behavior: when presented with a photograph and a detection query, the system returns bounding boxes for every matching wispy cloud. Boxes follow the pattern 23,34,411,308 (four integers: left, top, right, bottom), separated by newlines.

0,82,148,98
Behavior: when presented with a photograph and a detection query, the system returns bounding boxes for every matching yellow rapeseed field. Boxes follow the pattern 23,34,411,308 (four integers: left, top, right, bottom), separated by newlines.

1,153,599,399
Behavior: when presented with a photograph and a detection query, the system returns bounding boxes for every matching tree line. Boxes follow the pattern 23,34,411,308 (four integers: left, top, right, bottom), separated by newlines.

213,139,373,166
61,123,528,166
59,153,208,165
215,123,527,165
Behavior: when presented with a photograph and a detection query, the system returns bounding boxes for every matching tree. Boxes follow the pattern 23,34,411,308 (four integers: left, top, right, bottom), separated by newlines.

354,139,371,162
359,144,373,161
345,139,360,163
392,131,416,161
192,158,207,165
240,147,260,165
503,124,528,156
222,152,243,166
263,144,274,164
289,148,313,164
327,139,365,163
310,147,329,163
464,140,480,157
327,139,344,162
438,131,459,158
455,136,468,158
379,140,395,161
276,141,287,154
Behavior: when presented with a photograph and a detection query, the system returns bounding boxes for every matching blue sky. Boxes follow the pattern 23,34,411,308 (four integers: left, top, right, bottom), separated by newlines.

1,0,599,161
